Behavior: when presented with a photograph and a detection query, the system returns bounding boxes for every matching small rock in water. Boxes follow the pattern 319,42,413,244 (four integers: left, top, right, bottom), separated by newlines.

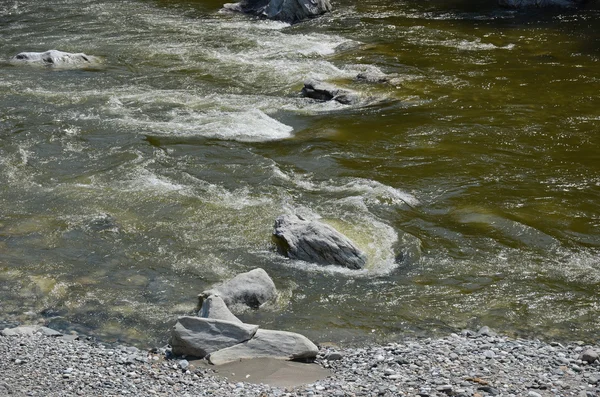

272,214,367,269
301,80,363,106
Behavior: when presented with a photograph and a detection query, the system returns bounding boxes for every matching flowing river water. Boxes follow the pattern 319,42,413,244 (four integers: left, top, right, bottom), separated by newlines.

1,0,599,347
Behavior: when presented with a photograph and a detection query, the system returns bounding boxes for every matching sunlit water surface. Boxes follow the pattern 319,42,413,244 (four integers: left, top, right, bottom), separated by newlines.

1,0,599,346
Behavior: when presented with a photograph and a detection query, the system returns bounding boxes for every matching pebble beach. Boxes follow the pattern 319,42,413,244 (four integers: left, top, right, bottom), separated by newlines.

1,326,599,397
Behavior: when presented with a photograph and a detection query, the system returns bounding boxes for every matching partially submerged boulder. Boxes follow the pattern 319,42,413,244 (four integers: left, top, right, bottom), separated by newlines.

199,268,277,310
301,79,362,105
222,0,332,23
170,316,258,358
198,295,243,324
499,0,583,7
208,329,319,365
9,50,98,67
273,214,367,270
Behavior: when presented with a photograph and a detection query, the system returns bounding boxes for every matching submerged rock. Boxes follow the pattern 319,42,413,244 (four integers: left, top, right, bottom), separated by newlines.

222,0,332,23
170,316,258,358
9,50,98,67
355,71,392,84
208,328,319,365
499,0,584,7
199,268,277,311
273,214,367,269
301,79,362,105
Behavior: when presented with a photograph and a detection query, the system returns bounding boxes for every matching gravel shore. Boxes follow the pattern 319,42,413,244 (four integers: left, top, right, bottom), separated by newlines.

1,326,599,397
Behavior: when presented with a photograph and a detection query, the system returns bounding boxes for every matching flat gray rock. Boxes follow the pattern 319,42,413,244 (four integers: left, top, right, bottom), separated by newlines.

200,268,277,310
273,214,367,269
222,0,331,23
170,316,258,358
198,295,243,324
9,50,98,67
39,327,63,337
208,329,319,365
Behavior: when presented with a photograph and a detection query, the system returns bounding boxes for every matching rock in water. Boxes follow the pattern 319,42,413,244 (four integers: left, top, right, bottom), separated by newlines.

200,268,277,310
198,295,243,324
301,79,361,105
222,0,332,23
170,316,258,358
273,214,367,270
208,329,319,365
499,0,583,7
9,50,97,67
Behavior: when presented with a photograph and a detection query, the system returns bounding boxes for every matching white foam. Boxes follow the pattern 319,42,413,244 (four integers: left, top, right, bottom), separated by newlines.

117,108,292,142
122,168,189,194
289,175,419,208
447,39,515,51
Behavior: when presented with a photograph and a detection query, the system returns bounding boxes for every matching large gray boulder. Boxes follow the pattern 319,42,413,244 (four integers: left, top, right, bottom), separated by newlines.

273,214,367,269
198,295,243,324
222,0,332,23
170,316,258,358
499,0,583,7
208,329,319,365
199,268,277,311
9,50,98,67
301,79,362,106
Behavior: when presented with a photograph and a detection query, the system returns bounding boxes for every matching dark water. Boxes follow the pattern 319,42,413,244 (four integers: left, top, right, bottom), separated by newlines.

0,0,599,346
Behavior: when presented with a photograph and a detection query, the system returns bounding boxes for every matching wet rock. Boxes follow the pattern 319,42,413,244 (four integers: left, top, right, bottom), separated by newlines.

498,0,584,8
222,0,332,23
208,329,318,365
301,79,361,105
170,316,258,358
9,50,98,67
199,268,277,310
273,214,367,269
198,295,243,324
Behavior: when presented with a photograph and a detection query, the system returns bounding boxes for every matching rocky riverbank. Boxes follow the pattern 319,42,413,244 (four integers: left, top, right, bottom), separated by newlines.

1,325,599,397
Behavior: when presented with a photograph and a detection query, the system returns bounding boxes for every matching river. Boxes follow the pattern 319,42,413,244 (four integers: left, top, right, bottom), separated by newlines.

1,0,599,346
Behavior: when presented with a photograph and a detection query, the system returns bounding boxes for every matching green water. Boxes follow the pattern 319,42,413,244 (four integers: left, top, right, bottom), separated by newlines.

0,0,599,346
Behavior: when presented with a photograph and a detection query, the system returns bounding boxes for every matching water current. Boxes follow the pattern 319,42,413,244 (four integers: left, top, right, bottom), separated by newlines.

1,0,599,347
